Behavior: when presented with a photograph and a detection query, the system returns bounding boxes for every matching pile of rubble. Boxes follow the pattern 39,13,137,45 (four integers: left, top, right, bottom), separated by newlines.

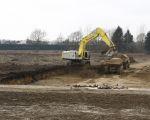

72,83,128,89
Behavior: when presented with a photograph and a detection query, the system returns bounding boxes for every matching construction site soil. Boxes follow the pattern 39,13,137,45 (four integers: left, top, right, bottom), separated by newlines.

0,88,150,120
0,51,150,119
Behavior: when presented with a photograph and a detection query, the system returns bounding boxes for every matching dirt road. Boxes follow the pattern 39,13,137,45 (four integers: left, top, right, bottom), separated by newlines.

0,86,150,120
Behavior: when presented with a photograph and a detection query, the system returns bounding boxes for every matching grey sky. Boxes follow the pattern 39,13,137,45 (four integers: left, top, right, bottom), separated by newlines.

0,0,149,40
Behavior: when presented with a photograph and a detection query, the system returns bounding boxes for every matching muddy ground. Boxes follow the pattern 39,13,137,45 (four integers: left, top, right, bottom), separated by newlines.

0,51,150,119
0,87,150,120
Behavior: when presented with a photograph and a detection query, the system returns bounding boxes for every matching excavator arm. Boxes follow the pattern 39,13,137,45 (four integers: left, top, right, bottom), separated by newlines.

78,27,115,58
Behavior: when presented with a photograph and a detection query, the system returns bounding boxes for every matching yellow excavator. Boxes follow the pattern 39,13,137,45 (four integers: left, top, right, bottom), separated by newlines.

78,27,115,59
62,27,130,73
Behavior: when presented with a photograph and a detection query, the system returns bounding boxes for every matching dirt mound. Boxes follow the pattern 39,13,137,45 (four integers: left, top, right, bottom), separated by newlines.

132,65,150,80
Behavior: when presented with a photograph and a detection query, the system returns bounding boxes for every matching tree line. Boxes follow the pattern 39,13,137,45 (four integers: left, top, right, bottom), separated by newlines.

0,26,150,53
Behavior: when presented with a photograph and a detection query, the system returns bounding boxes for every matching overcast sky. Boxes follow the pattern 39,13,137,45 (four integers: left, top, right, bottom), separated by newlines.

0,0,149,40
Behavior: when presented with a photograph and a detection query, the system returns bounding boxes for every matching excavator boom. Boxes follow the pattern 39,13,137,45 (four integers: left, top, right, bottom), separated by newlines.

78,28,115,58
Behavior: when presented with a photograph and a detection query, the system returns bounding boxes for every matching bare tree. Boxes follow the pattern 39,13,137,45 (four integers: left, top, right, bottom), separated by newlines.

136,25,146,45
29,29,47,65
138,24,146,34
30,29,47,43
55,34,65,44
137,33,145,45
68,30,83,44
136,25,146,52
107,28,116,39
136,33,145,52
84,25,92,35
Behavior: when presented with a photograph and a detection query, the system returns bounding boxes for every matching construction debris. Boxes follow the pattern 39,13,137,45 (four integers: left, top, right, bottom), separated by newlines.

72,83,128,89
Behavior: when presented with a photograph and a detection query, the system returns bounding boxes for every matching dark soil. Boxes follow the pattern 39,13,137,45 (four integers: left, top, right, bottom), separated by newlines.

0,63,103,84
